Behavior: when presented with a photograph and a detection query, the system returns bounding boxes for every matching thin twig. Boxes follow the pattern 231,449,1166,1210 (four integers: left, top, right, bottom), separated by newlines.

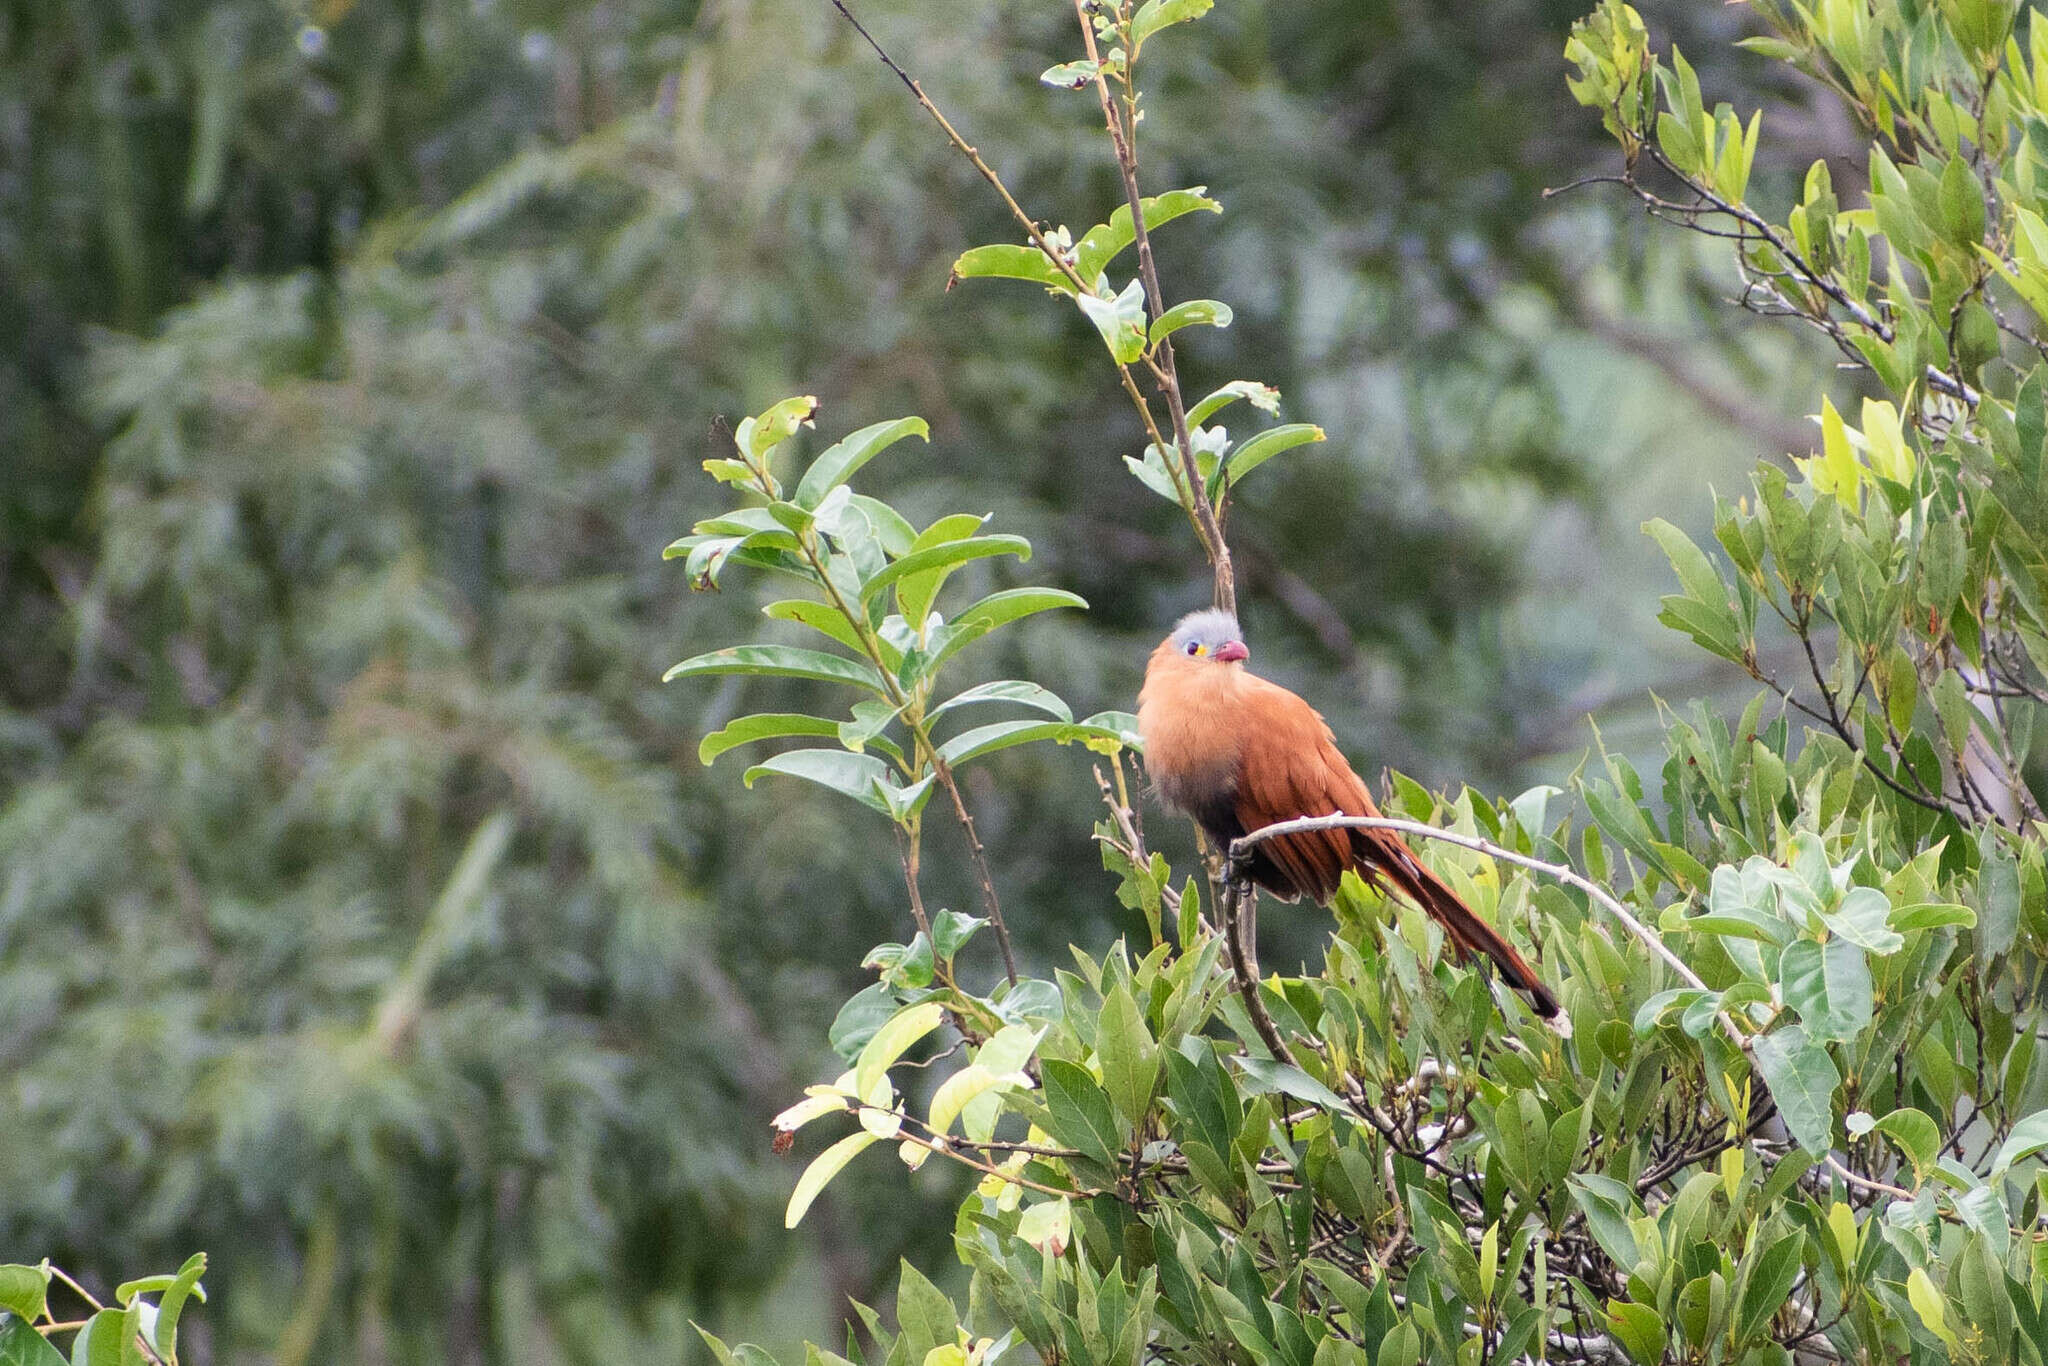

1228,813,1749,1050
1220,874,1296,1064
928,756,1019,984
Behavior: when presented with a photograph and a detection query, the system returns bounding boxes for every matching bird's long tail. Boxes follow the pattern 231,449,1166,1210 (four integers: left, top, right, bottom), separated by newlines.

1361,831,1562,1021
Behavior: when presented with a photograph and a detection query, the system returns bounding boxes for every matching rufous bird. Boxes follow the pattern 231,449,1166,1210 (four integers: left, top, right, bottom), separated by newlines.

1137,609,1561,1022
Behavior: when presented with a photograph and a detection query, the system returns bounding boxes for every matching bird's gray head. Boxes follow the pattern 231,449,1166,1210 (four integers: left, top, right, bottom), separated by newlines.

1167,609,1249,664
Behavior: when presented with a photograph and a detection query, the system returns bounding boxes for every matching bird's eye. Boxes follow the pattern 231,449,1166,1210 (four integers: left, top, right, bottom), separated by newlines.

1185,641,1201,656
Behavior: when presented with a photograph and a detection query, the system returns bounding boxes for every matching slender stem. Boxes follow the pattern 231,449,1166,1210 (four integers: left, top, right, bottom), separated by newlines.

893,824,933,939
1221,875,1297,1064
927,753,1019,984
1228,813,1748,1050
45,1266,103,1314
1072,0,1235,613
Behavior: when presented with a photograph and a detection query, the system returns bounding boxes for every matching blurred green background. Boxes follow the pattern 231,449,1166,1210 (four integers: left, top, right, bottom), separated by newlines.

1,0,1844,1359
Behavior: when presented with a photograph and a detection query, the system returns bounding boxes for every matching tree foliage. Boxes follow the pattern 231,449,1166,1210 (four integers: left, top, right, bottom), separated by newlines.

689,2,2048,1364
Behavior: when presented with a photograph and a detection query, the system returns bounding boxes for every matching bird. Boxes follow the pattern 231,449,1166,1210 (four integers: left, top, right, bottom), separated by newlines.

1137,608,1561,1021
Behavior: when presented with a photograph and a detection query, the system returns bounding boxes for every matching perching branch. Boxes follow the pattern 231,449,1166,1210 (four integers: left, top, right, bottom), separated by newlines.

1228,813,1749,1050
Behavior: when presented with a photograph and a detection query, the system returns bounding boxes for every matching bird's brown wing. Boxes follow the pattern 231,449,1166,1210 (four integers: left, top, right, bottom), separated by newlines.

1231,680,1378,903
1232,678,1561,1018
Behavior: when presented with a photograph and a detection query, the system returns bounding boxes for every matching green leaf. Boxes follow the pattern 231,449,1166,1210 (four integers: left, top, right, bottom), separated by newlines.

855,1002,947,1102
1644,517,1728,608
1214,423,1325,495
945,586,1087,643
72,1305,142,1366
0,1270,48,1326
1821,886,1905,953
1237,1056,1350,1113
1039,59,1099,89
860,535,1032,607
699,713,840,765
742,750,903,816
148,1254,206,1362
949,243,1071,293
1871,1107,1941,1177
1149,299,1232,345
0,1316,65,1366
794,418,930,510
1992,1107,2048,1175
1097,983,1160,1127
1734,1235,1802,1344
744,395,820,459
1187,380,1281,428
936,720,1075,767
1892,901,1975,932
1778,938,1872,1043
829,984,898,1061
1605,1301,1665,1365
1073,189,1222,282
1040,1059,1122,1168
928,1064,1026,1137
784,1130,880,1228
664,645,886,695
1077,279,1150,364
929,680,1073,723
1130,0,1214,51
1751,1025,1840,1154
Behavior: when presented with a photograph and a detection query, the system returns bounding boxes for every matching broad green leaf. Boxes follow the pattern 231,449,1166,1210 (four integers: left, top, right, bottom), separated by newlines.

0,1269,47,1326
1039,59,1099,89
949,244,1071,293
1237,1056,1350,1113
1131,0,1214,51
1605,1301,1664,1365
1751,1025,1840,1154
1077,279,1149,364
945,586,1087,644
744,395,819,460
1992,1108,2048,1175
1778,938,1872,1043
928,1065,1029,1137
1187,380,1281,428
963,1025,1045,1143
0,1316,65,1366
1073,189,1222,282
699,713,840,765
1821,886,1905,953
1215,423,1325,494
1892,901,1975,932
794,418,930,509
785,1130,880,1228
1907,1266,1963,1353
1040,1059,1123,1168
1734,1235,1802,1344
772,1090,850,1132
761,600,879,658
664,645,886,695
154,1251,209,1356
72,1304,142,1366
929,680,1073,723
1016,1196,1073,1255
743,749,901,816
1097,983,1160,1126
1871,1107,1941,1177
854,1002,946,1102
860,535,1031,607
1149,299,1232,345
936,720,1074,767
1643,517,1728,608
